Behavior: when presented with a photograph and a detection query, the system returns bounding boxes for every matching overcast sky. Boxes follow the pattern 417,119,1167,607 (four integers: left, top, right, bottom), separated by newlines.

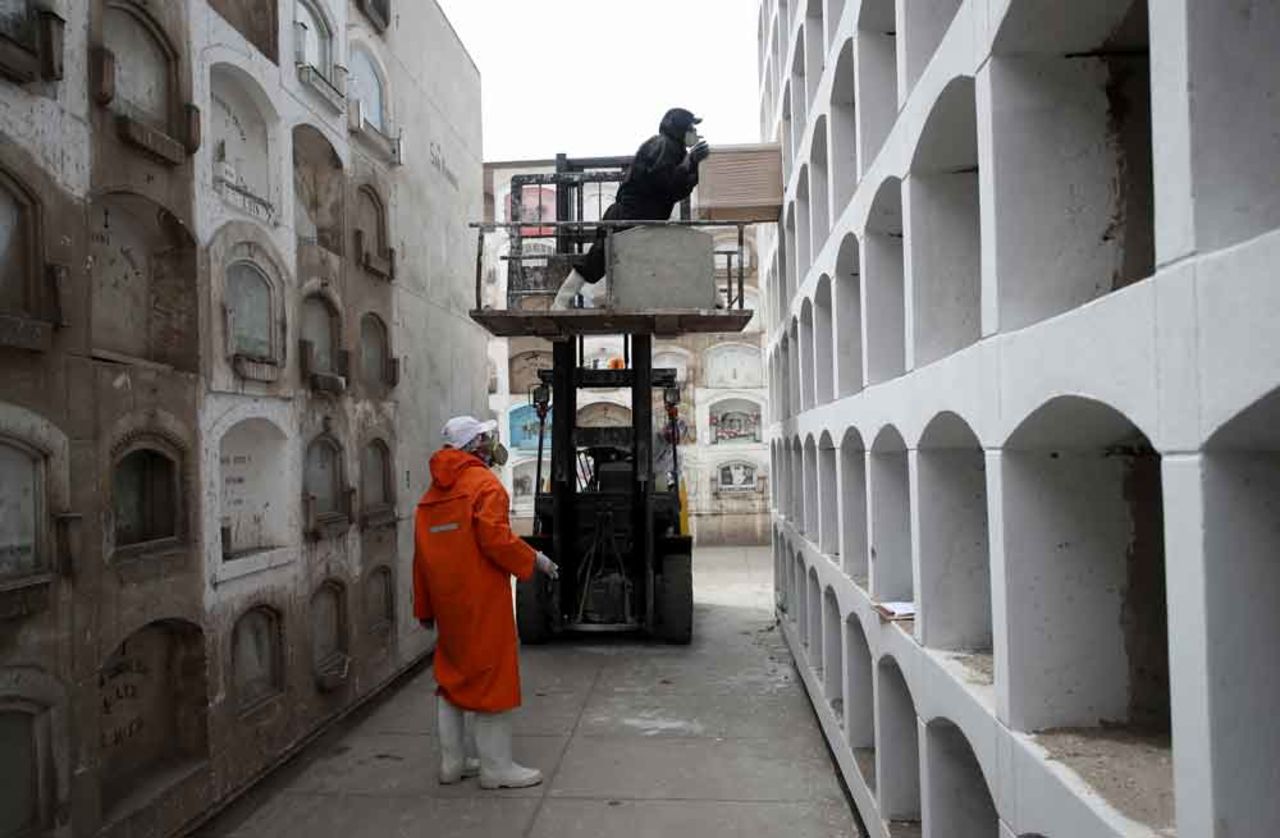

435,0,762,162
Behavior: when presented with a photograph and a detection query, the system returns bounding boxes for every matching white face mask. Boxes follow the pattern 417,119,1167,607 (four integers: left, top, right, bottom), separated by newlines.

684,128,701,148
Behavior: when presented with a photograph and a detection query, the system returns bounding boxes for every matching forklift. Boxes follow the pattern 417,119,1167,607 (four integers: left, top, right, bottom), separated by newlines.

470,155,754,644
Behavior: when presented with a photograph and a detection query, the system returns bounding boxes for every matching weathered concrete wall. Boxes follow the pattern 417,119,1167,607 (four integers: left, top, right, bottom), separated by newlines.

0,1,486,836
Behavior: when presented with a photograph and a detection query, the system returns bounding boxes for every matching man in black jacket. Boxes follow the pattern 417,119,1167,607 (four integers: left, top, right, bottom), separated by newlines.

551,108,711,309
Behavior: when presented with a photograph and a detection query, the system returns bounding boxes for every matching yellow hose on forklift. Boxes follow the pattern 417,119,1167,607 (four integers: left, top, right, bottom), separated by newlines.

678,482,690,536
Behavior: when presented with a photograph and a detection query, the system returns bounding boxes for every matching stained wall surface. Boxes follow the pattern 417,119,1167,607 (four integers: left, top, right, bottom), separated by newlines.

759,0,1280,835
0,1,486,836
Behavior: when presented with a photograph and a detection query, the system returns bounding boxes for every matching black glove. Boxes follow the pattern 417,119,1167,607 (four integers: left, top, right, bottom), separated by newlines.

688,140,710,164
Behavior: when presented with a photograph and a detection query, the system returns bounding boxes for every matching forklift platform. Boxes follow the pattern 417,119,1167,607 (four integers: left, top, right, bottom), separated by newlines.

469,307,753,338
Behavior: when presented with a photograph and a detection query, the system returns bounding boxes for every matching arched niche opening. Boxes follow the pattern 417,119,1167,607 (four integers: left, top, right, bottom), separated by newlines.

225,260,279,366
799,298,815,410
300,294,345,382
822,586,843,717
102,2,185,158
813,275,834,404
924,718,999,836
1198,387,1280,833
233,607,282,710
89,192,198,370
796,167,812,284
877,656,920,828
0,168,44,326
784,202,797,303
98,620,208,814
809,117,830,252
989,0,1154,332
704,343,762,389
1003,397,1171,829
359,312,396,392
834,234,863,397
360,438,393,526
908,76,981,367
793,553,807,633
917,412,991,669
354,185,395,279
827,0,846,50
803,0,823,110
900,0,962,94
790,437,803,523
211,63,274,221
0,436,44,582
790,43,808,156
293,124,344,254
817,431,838,554
311,581,349,691
865,178,904,385
111,440,183,556
509,349,552,396
869,426,911,603
365,565,395,638
781,85,794,176
219,418,289,559
802,435,818,536
839,427,868,585
348,47,388,135
303,432,351,535
806,566,822,672
829,39,857,210
845,615,875,788
576,402,631,428
856,0,898,173
708,397,763,445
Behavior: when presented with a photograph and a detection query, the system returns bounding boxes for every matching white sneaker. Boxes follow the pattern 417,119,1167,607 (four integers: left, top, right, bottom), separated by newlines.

437,696,482,784
474,711,543,789
551,270,586,310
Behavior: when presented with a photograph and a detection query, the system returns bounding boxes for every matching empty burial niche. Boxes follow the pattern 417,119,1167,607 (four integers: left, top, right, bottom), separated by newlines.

988,0,1155,332
220,418,289,560
818,433,838,553
1201,388,1280,832
797,170,813,283
916,413,991,674
834,235,863,397
924,719,998,837
870,427,912,604
791,44,808,151
829,40,857,210
807,567,823,672
822,587,843,717
809,120,831,252
814,276,834,404
845,615,875,789
840,428,868,585
803,436,818,536
900,0,962,95
865,179,905,385
827,0,845,50
1003,397,1172,830
791,438,804,522
907,77,981,367
800,298,816,410
1183,0,1280,249
784,204,798,303
877,656,921,830
99,621,208,815
795,555,808,636
856,0,898,172
804,0,823,109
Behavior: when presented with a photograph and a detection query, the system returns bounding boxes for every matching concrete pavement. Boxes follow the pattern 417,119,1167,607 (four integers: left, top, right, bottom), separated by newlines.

197,545,861,837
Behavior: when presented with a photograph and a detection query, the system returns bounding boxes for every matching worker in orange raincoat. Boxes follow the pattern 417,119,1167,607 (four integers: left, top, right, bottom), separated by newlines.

413,415,559,789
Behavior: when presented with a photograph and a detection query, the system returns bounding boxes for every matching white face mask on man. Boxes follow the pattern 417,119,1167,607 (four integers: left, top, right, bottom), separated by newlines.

684,127,702,148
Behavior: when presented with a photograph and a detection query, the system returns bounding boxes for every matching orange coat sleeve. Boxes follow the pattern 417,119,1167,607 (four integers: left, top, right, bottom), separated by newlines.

412,509,434,621
473,484,536,581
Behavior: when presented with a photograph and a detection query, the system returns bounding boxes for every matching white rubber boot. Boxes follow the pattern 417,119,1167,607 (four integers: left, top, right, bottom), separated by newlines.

475,711,543,789
437,696,481,784
550,270,586,310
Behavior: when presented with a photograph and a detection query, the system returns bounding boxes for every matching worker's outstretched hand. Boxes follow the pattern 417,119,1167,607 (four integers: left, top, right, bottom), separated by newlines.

689,140,710,164
535,551,560,580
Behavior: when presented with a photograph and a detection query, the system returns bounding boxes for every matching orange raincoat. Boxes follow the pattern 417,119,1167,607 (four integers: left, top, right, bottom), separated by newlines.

413,447,536,712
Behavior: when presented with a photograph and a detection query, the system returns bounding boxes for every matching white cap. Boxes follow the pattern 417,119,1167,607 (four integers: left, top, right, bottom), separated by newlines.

441,415,498,449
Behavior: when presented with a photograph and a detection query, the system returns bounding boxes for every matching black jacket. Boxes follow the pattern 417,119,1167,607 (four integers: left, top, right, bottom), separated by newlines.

613,108,702,221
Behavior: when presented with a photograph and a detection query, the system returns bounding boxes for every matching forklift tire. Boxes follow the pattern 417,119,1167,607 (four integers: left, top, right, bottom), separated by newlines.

656,553,693,644
516,576,552,644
